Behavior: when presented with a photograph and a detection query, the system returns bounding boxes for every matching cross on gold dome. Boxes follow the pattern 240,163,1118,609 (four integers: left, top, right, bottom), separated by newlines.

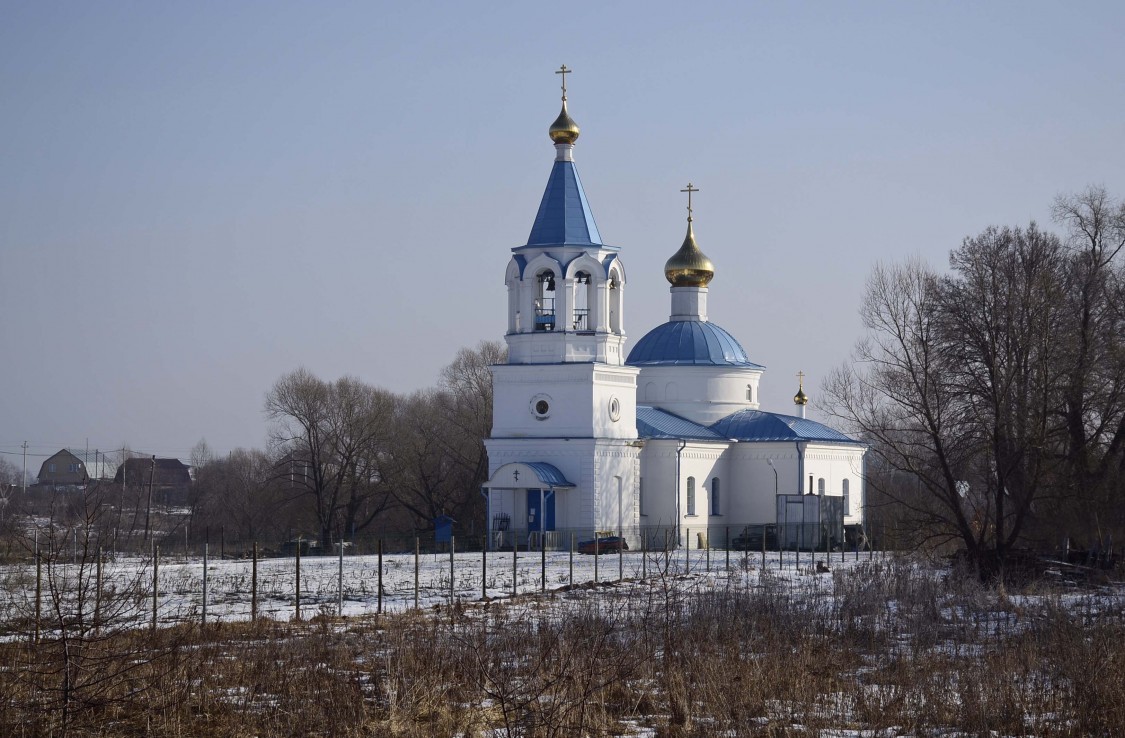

556,64,571,101
794,370,809,405
681,183,699,221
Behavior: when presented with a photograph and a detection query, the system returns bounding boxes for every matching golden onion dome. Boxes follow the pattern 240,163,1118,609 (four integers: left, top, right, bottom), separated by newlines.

794,384,809,406
664,220,715,287
549,101,580,144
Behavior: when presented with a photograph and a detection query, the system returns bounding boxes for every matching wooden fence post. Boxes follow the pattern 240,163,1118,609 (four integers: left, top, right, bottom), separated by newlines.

34,548,41,645
152,545,159,631
95,545,102,634
570,532,575,586
594,532,599,584
202,542,208,626
251,542,258,621
295,537,302,622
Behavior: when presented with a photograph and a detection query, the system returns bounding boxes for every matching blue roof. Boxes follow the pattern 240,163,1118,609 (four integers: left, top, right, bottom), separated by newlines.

524,462,575,488
636,406,725,440
525,160,603,247
710,410,861,444
627,320,765,367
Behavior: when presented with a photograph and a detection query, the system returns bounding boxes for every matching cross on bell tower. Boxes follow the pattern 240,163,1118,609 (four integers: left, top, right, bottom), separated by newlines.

555,64,571,101
681,182,699,222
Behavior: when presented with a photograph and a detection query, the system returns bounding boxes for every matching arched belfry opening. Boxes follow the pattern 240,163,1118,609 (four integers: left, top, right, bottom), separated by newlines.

608,266,623,334
535,270,556,331
573,271,591,331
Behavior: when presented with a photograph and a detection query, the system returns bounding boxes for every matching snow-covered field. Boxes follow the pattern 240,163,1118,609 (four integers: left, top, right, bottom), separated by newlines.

5,548,1125,737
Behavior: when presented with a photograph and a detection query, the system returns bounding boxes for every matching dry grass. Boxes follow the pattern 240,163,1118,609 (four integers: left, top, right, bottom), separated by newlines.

1,558,1122,737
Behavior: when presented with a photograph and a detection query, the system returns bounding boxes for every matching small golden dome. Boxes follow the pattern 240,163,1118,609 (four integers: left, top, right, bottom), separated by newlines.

549,101,580,144
794,373,809,406
664,221,715,287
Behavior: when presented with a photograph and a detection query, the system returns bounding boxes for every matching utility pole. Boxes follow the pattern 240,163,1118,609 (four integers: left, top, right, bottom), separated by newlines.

145,455,156,542
21,441,28,494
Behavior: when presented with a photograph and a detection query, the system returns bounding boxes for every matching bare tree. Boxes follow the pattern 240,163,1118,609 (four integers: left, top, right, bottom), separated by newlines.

11,482,181,733
940,224,1065,555
435,340,505,515
824,258,974,551
190,448,293,544
0,457,20,488
825,223,1070,575
265,369,396,547
1051,186,1125,537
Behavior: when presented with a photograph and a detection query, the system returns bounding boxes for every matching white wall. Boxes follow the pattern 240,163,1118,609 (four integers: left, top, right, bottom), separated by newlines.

491,363,639,440
636,365,763,424
484,438,641,533
802,444,866,524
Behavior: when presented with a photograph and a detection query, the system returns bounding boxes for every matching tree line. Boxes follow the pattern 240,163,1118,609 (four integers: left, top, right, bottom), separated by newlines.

825,186,1125,575
188,341,505,549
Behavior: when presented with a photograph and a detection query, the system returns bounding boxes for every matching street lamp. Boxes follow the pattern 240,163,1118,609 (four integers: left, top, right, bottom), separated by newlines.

766,458,778,495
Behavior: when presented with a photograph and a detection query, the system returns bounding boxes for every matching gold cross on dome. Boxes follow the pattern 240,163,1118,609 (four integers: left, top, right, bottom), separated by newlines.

681,183,699,220
556,64,571,100
797,370,805,389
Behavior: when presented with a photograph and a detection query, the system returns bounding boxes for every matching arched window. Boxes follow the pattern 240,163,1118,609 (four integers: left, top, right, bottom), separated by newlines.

572,271,591,331
842,478,850,515
817,478,826,496
710,477,720,515
535,271,556,331
686,476,696,516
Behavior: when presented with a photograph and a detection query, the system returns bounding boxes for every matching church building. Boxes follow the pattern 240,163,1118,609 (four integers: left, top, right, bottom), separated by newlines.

482,70,866,550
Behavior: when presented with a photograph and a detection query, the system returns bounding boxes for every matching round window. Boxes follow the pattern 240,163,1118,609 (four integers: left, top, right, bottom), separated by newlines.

530,394,552,420
608,396,621,422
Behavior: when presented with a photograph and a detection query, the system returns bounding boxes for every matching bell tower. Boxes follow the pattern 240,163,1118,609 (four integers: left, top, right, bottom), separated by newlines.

484,68,641,541
502,65,628,366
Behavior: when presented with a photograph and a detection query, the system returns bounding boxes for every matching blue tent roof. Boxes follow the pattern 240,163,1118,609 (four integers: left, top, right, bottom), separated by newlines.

627,320,764,367
710,410,861,444
636,406,725,440
525,160,603,247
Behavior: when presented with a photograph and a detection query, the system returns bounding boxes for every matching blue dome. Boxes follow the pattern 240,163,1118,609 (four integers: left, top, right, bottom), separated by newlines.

626,320,764,367
710,410,861,444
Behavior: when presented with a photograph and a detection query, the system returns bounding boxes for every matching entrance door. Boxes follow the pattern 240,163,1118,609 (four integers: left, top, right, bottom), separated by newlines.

526,489,556,531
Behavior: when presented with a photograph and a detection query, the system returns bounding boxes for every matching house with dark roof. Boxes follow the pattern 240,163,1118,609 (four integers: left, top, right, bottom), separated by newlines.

37,449,88,487
114,457,192,499
35,449,119,488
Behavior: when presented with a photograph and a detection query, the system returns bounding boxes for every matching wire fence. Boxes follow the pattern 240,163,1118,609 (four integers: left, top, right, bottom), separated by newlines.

1,523,894,638
6,520,1116,641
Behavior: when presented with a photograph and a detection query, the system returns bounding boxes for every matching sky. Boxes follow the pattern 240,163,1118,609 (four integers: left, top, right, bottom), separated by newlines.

3,1,1124,467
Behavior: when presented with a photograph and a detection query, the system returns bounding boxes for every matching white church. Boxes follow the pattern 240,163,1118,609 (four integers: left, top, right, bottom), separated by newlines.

483,71,866,550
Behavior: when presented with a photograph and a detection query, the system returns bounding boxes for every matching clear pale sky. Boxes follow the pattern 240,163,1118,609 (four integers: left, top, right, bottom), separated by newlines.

3,1,1123,465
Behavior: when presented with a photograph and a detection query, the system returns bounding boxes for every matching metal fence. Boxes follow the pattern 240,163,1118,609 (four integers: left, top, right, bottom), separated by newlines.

1,522,892,642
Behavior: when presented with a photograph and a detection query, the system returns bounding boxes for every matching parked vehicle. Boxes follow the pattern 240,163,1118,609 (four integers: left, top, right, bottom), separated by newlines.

730,524,777,551
577,535,629,555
